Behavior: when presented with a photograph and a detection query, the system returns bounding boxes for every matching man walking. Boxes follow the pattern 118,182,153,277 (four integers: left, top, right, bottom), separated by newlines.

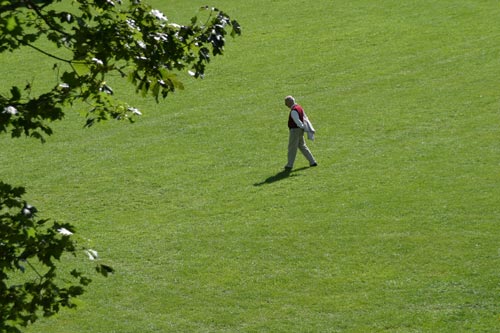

284,95,317,170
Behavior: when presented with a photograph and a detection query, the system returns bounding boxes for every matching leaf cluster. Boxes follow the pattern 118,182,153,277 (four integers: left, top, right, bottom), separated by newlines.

0,0,241,140
0,181,112,332
0,1,239,331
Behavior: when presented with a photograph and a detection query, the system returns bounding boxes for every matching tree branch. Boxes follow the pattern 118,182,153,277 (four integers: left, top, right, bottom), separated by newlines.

25,42,71,63
0,0,51,14
25,0,72,38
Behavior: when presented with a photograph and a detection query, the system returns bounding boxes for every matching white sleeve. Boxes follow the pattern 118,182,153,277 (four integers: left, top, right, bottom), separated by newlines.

291,110,305,129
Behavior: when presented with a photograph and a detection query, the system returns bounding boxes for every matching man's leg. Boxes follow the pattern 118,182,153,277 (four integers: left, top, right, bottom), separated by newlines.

298,135,317,165
286,128,301,168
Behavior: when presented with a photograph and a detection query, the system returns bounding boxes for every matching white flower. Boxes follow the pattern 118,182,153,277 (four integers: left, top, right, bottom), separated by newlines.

59,83,70,89
128,107,142,116
188,70,196,77
150,9,167,21
85,249,99,260
3,106,18,115
126,19,140,31
57,228,73,236
153,33,168,42
137,40,146,49
91,58,104,66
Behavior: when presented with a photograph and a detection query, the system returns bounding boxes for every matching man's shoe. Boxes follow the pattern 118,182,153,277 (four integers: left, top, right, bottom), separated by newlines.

284,166,293,171
310,163,318,167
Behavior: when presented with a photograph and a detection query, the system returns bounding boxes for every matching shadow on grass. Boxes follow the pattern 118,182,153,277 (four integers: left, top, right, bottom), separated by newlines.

253,167,309,186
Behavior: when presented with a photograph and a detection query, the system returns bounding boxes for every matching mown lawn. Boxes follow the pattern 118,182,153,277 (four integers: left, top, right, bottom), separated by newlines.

1,0,499,332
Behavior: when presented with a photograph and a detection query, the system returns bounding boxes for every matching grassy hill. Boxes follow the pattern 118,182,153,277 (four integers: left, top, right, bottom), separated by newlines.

1,0,499,332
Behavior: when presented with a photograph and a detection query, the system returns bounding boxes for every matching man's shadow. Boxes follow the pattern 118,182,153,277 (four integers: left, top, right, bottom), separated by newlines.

253,167,309,186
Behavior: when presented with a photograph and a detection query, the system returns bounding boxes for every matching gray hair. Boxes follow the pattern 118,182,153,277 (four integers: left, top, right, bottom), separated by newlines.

285,95,295,104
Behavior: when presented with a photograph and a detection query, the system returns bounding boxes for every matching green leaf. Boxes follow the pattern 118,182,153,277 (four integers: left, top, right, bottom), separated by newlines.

152,81,160,100
96,264,114,277
72,62,91,76
10,86,21,101
6,16,18,32
25,227,36,239
61,71,80,88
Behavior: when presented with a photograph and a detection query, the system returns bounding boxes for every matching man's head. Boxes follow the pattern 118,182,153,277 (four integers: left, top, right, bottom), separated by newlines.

284,95,295,108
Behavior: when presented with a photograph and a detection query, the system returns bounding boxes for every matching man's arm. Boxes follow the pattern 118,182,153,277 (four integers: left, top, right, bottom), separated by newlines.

291,110,305,129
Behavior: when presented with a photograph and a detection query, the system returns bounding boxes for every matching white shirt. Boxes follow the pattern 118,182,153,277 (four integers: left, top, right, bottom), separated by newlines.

290,104,316,140
290,107,305,129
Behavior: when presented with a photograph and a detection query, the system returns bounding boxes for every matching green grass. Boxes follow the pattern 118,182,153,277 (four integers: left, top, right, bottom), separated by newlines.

1,0,500,332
